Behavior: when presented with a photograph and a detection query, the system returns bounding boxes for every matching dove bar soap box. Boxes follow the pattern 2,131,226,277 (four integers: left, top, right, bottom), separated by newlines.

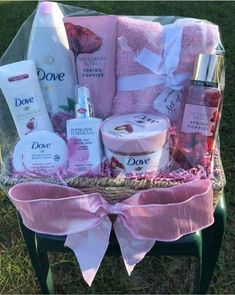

101,113,170,177
64,15,117,118
0,60,53,138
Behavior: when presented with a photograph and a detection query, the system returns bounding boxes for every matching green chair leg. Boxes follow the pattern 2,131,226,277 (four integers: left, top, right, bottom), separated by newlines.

149,230,203,294
36,249,55,294
17,192,226,294
192,232,203,294
195,193,226,294
17,212,54,294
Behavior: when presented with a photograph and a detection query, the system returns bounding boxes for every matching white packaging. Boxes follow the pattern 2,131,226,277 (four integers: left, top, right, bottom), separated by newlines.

27,1,76,117
66,118,103,174
12,130,68,174
0,60,53,138
101,113,170,177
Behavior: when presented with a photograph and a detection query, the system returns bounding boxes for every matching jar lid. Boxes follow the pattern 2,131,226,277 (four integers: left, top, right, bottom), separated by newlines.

12,130,68,173
101,113,169,154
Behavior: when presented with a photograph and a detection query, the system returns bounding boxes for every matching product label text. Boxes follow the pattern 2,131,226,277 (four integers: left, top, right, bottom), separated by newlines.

127,157,150,166
31,141,51,150
37,68,65,82
15,97,34,107
71,128,94,136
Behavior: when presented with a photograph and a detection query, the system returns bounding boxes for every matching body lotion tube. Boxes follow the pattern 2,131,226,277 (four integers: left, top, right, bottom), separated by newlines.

0,60,53,138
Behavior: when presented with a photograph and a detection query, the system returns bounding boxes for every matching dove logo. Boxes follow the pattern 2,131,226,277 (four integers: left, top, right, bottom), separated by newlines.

127,157,150,166
31,141,51,150
37,68,65,82
15,97,34,107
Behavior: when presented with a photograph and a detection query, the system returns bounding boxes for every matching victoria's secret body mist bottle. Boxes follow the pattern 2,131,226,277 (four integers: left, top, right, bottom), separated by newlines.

175,54,224,169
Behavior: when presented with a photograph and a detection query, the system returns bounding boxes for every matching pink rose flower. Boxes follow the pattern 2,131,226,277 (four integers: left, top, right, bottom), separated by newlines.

52,111,75,135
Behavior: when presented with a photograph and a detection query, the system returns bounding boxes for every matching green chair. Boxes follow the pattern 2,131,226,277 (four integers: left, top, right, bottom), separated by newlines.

17,193,226,294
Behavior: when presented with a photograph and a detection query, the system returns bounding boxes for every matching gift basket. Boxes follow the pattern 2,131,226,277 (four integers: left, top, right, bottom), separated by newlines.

0,1,226,286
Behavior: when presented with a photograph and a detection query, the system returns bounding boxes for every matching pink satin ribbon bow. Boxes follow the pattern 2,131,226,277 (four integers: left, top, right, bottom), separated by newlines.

8,179,214,286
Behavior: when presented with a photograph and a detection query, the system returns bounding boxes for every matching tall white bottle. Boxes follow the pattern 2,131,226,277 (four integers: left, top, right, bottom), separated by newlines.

27,1,76,120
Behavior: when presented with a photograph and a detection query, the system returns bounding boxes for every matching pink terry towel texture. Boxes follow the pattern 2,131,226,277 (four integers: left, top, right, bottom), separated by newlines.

112,17,222,115
113,17,164,114
175,20,221,73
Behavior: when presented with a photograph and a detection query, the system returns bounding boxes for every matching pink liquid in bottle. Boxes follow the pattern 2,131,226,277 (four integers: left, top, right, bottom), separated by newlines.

174,54,224,169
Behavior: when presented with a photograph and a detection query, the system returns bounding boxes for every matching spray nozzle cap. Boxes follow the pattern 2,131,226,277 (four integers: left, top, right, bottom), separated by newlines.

76,86,90,102
192,54,224,87
75,86,93,118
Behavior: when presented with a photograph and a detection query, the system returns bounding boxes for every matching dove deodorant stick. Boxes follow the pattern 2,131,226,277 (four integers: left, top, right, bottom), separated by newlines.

0,60,53,138
27,1,76,118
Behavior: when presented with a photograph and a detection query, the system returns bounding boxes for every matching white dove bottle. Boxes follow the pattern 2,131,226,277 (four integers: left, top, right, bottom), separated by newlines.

27,1,76,119
0,60,53,138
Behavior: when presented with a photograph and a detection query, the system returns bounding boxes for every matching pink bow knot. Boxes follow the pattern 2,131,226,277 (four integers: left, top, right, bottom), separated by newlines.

8,179,214,286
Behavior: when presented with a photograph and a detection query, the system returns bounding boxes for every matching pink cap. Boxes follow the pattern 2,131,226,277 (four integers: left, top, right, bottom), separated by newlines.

39,1,53,14
101,113,170,154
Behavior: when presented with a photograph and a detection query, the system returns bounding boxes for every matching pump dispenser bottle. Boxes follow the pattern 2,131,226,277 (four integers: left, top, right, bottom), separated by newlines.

175,54,224,168
66,86,103,173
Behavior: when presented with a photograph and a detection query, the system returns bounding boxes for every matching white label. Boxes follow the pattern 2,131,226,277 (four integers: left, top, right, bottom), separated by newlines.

105,146,169,176
67,119,102,173
135,48,161,74
12,131,68,174
153,88,183,121
24,142,64,172
103,113,169,139
6,88,47,137
181,104,218,136
28,28,76,116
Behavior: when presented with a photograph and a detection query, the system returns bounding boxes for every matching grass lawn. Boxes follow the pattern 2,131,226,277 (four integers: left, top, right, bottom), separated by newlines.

0,1,235,294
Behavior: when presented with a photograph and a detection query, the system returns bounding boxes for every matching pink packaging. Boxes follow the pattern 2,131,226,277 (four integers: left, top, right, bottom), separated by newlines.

113,17,222,124
64,15,117,119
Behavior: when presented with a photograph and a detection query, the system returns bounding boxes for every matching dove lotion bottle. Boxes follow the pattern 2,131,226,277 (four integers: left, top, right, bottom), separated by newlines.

27,1,76,118
66,86,103,173
0,60,53,138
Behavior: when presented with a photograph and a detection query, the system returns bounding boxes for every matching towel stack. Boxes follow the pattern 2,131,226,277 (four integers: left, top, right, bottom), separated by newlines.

112,17,222,120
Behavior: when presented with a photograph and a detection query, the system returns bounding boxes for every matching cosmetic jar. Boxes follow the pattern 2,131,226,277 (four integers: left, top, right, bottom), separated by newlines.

101,113,170,176
12,130,68,174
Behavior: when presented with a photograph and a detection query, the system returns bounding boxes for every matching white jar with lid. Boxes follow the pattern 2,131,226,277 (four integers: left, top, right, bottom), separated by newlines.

101,113,170,177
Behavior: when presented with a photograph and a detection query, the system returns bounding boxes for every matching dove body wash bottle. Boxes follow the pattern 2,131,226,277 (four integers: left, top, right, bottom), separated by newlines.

27,1,76,125
0,60,53,138
66,86,103,174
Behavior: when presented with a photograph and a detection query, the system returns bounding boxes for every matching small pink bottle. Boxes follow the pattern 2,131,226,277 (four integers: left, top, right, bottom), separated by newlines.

174,54,224,169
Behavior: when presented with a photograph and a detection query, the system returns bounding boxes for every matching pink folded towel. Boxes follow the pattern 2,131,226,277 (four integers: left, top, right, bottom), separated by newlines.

175,20,222,74
113,17,164,114
112,17,222,117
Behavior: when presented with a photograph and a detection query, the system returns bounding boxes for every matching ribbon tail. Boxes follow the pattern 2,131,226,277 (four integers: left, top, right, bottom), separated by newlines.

114,218,155,276
65,216,112,286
